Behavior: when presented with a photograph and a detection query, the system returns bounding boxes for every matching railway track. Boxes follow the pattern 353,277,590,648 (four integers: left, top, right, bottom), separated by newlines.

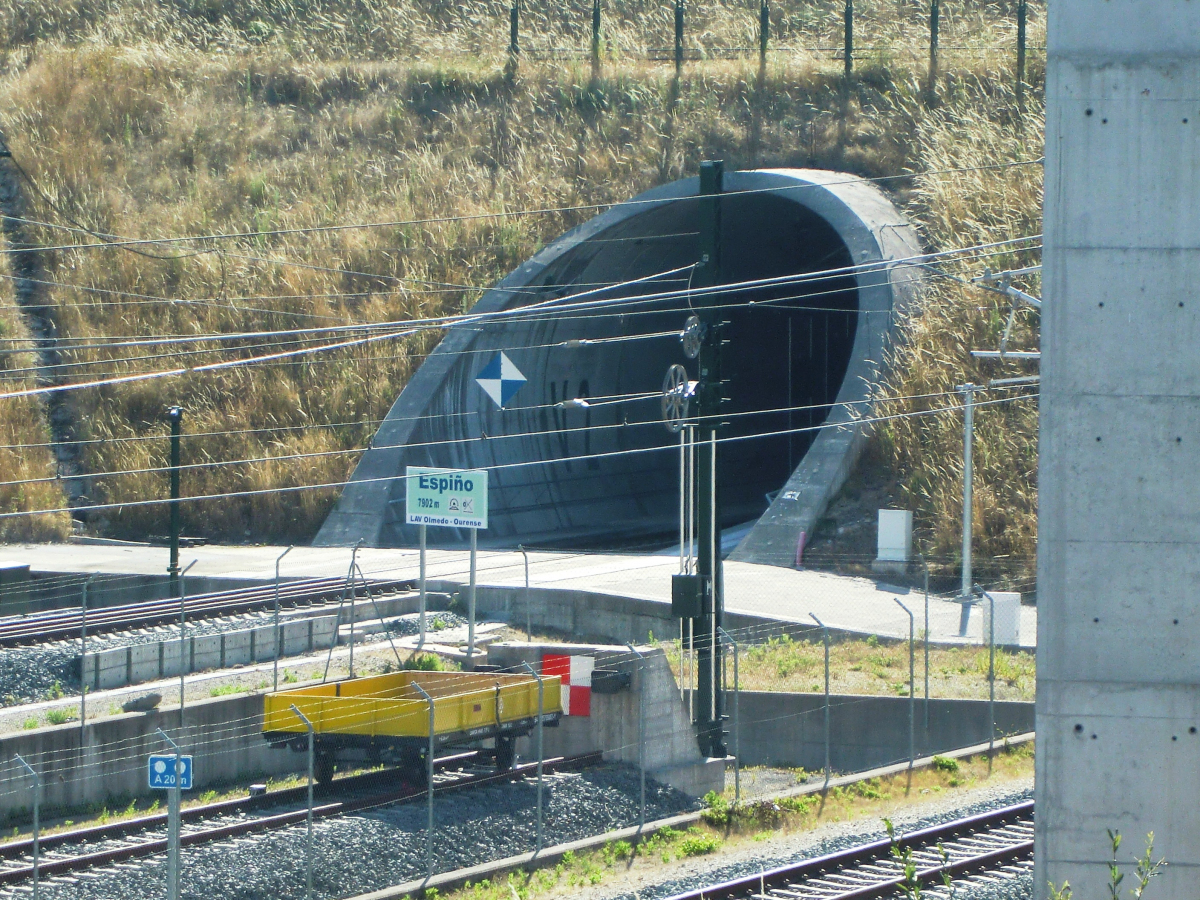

0,751,602,889
663,800,1034,900
0,576,413,647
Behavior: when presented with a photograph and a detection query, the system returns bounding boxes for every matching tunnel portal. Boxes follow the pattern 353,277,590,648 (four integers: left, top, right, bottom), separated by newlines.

317,169,921,562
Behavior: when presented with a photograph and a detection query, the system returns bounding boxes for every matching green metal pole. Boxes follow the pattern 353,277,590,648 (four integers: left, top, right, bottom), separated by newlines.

693,160,726,760
1015,0,1027,109
759,0,769,69
929,0,939,91
167,406,182,597
674,0,684,76
843,0,853,78
591,0,601,70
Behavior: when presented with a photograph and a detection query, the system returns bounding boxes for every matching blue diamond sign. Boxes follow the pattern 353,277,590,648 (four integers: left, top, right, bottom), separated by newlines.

476,352,526,408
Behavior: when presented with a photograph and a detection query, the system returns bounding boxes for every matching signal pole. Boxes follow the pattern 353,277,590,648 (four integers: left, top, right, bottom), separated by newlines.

692,160,727,760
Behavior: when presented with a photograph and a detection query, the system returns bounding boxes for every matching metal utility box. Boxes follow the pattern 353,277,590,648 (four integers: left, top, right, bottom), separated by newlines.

671,574,708,618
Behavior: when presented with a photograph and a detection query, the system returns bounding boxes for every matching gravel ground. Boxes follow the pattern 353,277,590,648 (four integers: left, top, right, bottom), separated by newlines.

19,764,695,900
0,610,309,706
597,781,1035,900
0,610,465,707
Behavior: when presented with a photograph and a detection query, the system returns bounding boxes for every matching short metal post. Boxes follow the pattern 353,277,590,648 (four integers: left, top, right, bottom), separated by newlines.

419,524,428,646
674,0,684,76
519,661,545,853
810,614,830,787
958,383,977,636
178,559,196,727
14,754,38,900
626,644,646,831
80,574,95,739
467,529,477,667
509,0,519,56
719,627,739,806
273,547,293,692
289,705,314,900
894,599,915,767
519,544,532,641
412,684,436,878
156,728,183,900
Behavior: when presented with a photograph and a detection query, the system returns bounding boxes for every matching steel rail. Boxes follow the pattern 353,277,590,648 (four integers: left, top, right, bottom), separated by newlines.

0,577,413,647
0,752,602,886
660,800,1034,900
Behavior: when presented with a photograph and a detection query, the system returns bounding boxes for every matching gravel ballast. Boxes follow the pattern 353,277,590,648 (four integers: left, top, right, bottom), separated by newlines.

15,764,696,900
599,782,1035,900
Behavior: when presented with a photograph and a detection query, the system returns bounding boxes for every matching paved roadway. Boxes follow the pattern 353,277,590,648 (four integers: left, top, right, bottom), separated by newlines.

0,542,1035,647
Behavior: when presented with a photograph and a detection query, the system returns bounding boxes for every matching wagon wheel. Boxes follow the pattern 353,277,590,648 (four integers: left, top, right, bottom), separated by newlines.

495,737,516,772
315,751,336,786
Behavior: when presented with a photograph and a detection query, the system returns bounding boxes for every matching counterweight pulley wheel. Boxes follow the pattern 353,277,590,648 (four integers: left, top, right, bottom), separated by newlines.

681,315,705,360
661,364,692,434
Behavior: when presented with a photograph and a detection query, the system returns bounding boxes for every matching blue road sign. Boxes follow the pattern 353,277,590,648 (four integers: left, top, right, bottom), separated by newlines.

148,754,193,790
475,351,526,408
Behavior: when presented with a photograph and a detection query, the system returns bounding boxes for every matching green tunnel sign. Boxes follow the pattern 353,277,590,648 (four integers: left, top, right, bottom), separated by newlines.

405,466,489,529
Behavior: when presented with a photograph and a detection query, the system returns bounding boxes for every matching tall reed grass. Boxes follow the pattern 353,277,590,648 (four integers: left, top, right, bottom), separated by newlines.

0,0,1044,560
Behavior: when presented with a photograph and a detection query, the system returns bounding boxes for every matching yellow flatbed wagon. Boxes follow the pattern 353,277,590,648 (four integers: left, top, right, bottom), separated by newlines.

263,670,562,783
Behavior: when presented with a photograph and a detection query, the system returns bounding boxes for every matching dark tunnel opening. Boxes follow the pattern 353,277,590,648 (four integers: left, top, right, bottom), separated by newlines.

381,189,860,549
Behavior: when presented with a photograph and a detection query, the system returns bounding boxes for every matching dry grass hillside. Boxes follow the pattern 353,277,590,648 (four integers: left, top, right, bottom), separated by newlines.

0,0,1043,581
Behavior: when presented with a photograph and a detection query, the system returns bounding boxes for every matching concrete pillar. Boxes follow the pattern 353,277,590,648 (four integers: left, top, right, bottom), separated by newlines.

1037,3,1200,896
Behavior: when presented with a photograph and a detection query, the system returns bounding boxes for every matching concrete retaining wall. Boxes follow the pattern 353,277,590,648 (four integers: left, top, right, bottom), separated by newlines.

730,691,1034,772
488,642,723,798
0,694,303,816
80,616,340,692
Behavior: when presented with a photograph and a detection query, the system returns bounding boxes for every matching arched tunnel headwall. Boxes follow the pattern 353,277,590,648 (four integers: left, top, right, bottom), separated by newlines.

316,169,923,567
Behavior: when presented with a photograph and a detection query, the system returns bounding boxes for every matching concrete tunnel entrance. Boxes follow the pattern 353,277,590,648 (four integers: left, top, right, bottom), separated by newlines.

316,169,922,561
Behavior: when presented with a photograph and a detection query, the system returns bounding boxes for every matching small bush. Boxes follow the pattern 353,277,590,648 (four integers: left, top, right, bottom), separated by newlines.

700,790,730,827
210,684,238,697
678,829,721,857
405,653,445,671
22,717,37,730
45,708,74,725
932,755,959,773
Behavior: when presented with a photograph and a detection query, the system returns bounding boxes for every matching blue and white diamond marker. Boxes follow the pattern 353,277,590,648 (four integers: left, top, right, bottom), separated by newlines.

476,351,527,408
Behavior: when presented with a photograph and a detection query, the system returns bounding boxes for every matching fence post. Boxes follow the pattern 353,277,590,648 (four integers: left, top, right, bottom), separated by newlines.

674,0,684,76
520,544,531,641
273,546,293,692
178,559,196,727
928,0,939,91
289,705,314,900
894,599,915,768
413,683,436,878
718,627,739,806
626,644,647,832
14,755,38,900
759,0,769,69
976,586,996,761
1015,0,1027,109
518,662,545,853
919,552,930,730
843,0,853,78
156,728,183,900
809,613,831,787
80,575,95,740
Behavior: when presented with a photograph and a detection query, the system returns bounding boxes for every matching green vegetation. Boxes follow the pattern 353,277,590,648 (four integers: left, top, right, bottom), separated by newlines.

667,632,1036,701
209,684,239,697
405,653,448,672
44,707,75,725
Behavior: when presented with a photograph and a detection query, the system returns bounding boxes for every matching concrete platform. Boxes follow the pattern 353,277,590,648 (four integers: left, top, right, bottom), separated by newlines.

0,542,1035,647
